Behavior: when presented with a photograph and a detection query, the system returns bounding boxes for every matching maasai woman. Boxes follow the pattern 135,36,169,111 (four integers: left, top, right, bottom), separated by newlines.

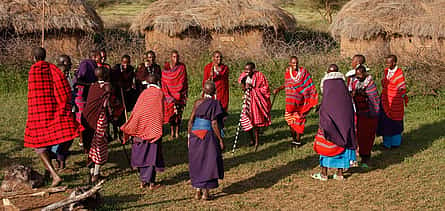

82,67,112,183
188,81,226,200
121,74,165,190
202,51,230,112
273,56,318,146
351,65,380,167
162,50,188,140
135,51,162,94
238,62,271,150
312,64,356,181
377,55,408,149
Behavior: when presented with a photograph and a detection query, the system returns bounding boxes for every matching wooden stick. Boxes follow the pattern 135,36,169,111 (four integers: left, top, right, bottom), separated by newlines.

41,180,105,211
1,186,67,198
41,0,45,48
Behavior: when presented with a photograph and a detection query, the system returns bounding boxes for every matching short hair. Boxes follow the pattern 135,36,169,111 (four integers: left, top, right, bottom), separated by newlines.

122,54,131,60
33,47,46,61
328,64,339,72
146,73,159,84
171,50,179,55
146,50,156,58
290,56,298,60
246,62,256,70
57,54,70,66
213,50,222,56
386,54,398,63
89,50,100,58
353,54,366,64
356,65,367,73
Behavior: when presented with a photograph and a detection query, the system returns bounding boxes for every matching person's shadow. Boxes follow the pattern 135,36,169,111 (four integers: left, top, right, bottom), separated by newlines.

369,119,445,171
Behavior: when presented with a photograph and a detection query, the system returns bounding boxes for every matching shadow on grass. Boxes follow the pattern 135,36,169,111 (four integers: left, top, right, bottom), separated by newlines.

222,154,319,195
368,119,445,171
0,136,33,169
118,197,192,210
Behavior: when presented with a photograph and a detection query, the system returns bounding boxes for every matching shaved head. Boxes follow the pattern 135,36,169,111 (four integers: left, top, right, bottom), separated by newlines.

32,47,46,61
204,80,216,96
328,64,339,73
146,73,159,84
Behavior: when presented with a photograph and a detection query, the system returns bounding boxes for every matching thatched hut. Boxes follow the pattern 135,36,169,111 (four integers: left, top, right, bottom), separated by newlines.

0,0,103,60
130,0,296,59
330,0,445,63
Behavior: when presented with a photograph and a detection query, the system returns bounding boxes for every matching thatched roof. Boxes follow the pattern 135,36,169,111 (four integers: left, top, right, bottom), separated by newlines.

0,0,103,34
330,0,445,40
130,0,296,36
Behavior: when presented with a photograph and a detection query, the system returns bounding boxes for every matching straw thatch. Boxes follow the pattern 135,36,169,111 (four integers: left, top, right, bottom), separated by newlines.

0,0,103,34
130,0,296,36
330,0,445,40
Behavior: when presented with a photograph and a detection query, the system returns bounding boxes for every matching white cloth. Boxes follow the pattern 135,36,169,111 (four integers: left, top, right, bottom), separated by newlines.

320,72,345,94
387,66,398,79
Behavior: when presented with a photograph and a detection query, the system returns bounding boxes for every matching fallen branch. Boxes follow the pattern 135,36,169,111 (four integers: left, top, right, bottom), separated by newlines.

1,186,67,199
41,180,105,211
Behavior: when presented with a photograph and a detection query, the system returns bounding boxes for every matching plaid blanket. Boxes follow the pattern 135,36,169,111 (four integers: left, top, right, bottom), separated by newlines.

24,61,79,148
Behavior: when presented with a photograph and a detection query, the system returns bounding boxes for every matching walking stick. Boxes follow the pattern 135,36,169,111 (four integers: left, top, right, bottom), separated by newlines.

120,88,131,167
231,89,250,153
270,92,278,110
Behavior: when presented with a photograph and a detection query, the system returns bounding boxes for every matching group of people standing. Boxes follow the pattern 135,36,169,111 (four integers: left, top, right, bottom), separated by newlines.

23,46,407,199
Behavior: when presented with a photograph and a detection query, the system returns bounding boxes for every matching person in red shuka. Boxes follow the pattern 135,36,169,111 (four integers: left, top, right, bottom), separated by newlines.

24,47,79,187
202,51,229,112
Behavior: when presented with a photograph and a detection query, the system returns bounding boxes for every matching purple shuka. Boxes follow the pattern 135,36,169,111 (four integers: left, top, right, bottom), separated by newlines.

73,59,97,85
189,99,225,189
320,78,357,149
132,137,165,183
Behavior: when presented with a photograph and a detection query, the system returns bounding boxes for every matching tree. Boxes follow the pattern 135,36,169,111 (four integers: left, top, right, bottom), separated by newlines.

310,0,349,24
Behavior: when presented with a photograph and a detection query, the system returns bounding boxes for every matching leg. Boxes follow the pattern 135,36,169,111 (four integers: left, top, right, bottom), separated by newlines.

195,188,202,200
170,124,175,140
254,127,259,147
91,164,101,183
382,136,392,149
249,129,255,146
38,151,62,187
202,189,210,200
391,134,402,148
175,124,180,139
334,168,344,180
321,166,328,177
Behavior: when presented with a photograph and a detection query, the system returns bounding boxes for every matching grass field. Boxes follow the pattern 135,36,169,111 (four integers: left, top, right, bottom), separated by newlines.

1,55,444,209
1,0,444,210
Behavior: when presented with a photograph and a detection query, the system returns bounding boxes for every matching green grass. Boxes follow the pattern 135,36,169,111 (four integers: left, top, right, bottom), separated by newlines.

1,55,444,209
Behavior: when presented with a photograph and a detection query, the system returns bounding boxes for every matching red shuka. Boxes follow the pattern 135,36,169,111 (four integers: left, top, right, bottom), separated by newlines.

121,86,164,143
162,62,188,123
238,71,272,129
202,62,229,111
24,61,79,148
381,68,407,121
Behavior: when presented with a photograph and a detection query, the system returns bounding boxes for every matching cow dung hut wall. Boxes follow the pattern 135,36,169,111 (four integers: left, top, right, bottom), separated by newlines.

0,0,103,63
130,0,297,60
330,0,445,64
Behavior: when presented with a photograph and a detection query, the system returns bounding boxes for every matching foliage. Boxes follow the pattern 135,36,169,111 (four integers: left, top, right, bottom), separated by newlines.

309,0,349,23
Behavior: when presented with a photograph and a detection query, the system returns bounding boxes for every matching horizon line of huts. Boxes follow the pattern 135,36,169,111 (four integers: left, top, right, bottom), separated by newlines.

1,0,444,63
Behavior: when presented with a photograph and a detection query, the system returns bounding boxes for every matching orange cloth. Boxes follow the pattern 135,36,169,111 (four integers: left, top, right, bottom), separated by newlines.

381,67,407,121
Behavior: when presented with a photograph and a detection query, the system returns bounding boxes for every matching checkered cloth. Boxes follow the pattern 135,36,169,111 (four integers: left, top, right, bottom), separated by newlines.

24,61,79,148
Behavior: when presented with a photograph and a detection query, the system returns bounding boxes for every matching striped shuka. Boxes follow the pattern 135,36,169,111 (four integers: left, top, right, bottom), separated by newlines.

161,62,188,124
120,85,164,143
24,61,79,148
284,67,318,134
238,71,271,131
381,67,407,121
89,111,108,165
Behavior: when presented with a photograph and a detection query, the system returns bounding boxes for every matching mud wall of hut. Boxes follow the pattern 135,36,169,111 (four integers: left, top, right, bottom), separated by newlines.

210,30,266,58
340,36,390,62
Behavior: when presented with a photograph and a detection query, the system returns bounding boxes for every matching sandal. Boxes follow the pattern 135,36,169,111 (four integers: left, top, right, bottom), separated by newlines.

333,174,345,181
311,173,328,181
360,163,369,169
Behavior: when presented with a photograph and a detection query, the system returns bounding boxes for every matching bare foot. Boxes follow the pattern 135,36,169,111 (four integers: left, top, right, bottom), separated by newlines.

51,176,63,187
195,189,202,200
149,184,161,190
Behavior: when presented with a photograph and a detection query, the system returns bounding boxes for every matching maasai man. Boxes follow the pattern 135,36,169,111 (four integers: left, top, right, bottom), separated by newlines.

121,74,164,189
98,49,112,70
52,55,75,169
73,50,100,146
82,67,112,183
312,64,356,181
188,81,225,200
57,55,74,90
111,55,136,140
135,51,162,94
238,62,271,150
162,50,188,140
24,47,79,186
273,56,318,146
202,51,229,112
350,65,380,167
346,54,366,91
377,55,408,149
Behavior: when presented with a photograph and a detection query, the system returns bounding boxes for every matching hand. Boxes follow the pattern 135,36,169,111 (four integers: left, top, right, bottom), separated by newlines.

122,134,129,144
404,96,409,107
273,88,280,95
246,83,252,89
219,141,224,151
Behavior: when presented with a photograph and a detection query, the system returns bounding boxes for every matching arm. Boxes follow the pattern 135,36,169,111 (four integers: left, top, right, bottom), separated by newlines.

187,101,199,148
211,120,224,151
273,85,285,95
